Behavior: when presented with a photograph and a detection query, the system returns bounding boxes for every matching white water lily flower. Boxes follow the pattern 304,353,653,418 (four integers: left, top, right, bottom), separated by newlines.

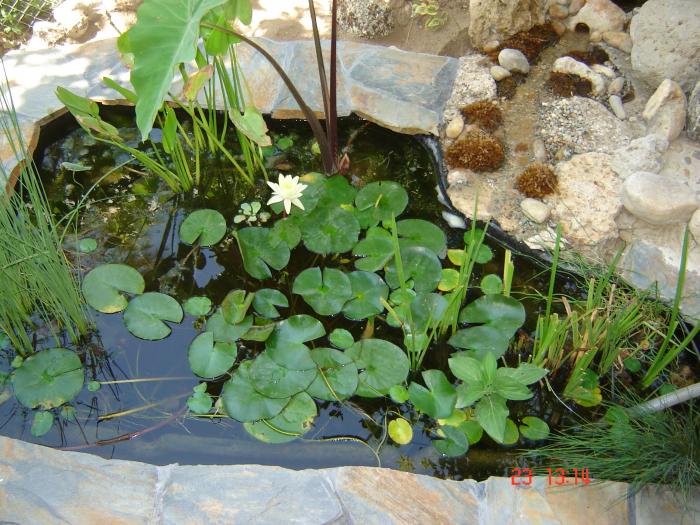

267,174,307,214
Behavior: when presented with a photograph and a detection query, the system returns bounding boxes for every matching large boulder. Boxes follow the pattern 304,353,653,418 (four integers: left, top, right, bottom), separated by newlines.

468,0,547,48
630,0,700,94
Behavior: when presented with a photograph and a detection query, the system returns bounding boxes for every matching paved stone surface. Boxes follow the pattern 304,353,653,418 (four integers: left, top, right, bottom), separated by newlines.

0,112,40,185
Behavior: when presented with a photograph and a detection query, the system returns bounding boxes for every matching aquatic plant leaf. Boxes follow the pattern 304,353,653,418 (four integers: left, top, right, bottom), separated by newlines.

458,419,484,445
519,416,550,441
464,228,494,263
60,162,92,172
267,315,326,345
229,105,272,147
270,219,301,249
342,271,389,320
329,328,354,349
82,263,145,314
183,296,213,317
306,347,359,401
623,357,642,373
385,246,442,293
293,267,352,316
455,381,486,408
188,331,237,378
221,361,288,422
409,293,448,333
249,352,317,399
78,238,97,253
433,425,468,457
237,227,291,279
352,227,394,272
493,373,533,401
388,417,413,445
449,326,513,359
179,209,227,247
12,348,84,409
187,384,213,414
355,181,409,225
31,411,54,437
252,289,289,319
55,87,121,140
345,339,409,397
502,418,519,445
124,293,183,340
389,384,409,403
128,0,228,139
300,206,360,255
87,381,101,392
267,342,315,371
475,393,509,443
205,310,253,343
566,369,602,407
480,274,503,295
183,64,213,100
408,370,457,419
243,391,317,444
498,363,548,385
242,322,275,342
221,290,255,325
439,268,460,291
397,219,447,256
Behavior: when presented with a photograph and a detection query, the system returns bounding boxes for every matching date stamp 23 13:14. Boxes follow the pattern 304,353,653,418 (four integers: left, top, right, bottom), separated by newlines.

510,467,591,487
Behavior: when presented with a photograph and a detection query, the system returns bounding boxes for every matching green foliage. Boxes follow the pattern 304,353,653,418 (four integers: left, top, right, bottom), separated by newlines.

82,264,145,314
183,296,213,317
179,209,227,246
389,417,413,445
188,332,237,378
11,348,84,409
31,411,54,437
123,293,183,340
187,383,214,414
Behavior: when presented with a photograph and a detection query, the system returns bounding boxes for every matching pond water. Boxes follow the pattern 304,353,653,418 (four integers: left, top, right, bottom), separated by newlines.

0,108,578,480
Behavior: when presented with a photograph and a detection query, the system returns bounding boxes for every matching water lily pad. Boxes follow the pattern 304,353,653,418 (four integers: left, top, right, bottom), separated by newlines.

433,425,468,457
253,289,289,319
480,274,503,295
438,269,460,292
188,332,237,378
385,246,442,293
187,383,213,414
355,181,408,225
221,360,289,422
221,290,255,325
502,418,520,445
206,310,253,343
397,219,447,256
342,271,389,320
409,293,448,333
300,205,360,255
388,417,413,445
242,322,275,342
389,384,409,403
293,267,352,316
352,227,394,272
305,347,359,401
345,339,409,397
82,264,145,313
179,209,227,246
329,328,354,349
243,391,317,444
12,348,84,409
519,416,550,440
249,352,317,399
183,296,212,317
270,219,301,249
237,227,291,279
31,411,54,437
408,370,457,419
124,292,183,340
267,315,326,345
459,419,484,445
77,238,97,253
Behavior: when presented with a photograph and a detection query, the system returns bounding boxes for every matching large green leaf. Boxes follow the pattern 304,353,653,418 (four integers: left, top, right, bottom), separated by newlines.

269,219,301,250
183,296,212,317
408,370,457,419
306,347,359,401
345,339,409,397
492,373,533,401
12,348,84,409
342,271,389,320
206,310,253,343
433,425,468,457
230,106,272,147
293,267,352,316
55,87,121,140
249,352,317,399
221,290,255,325
221,360,288,422
397,219,447,256
243,391,317,444
179,209,227,247
352,227,394,272
497,363,548,385
188,331,237,378
267,314,326,345
31,411,55,437
300,206,360,255
237,227,291,279
448,352,482,383
475,393,509,443
82,264,145,314
253,289,289,319
329,328,354,349
124,293,183,340
129,0,228,139
519,416,550,441
385,246,442,292
355,181,408,226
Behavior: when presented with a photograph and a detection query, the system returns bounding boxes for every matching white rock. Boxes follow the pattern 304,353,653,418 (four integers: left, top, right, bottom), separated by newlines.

568,0,585,15
622,172,699,225
483,40,500,53
630,0,700,93
612,134,669,179
552,57,606,96
589,31,603,42
689,209,700,242
521,198,551,223
551,20,567,36
490,65,512,81
442,211,468,229
498,48,530,74
609,95,626,120
447,182,495,221
549,4,568,19
608,77,625,95
643,79,688,141
447,168,471,185
445,115,465,139
602,31,633,53
468,0,548,48
591,64,616,80
568,0,626,34
525,229,567,251
688,81,700,142
533,139,547,162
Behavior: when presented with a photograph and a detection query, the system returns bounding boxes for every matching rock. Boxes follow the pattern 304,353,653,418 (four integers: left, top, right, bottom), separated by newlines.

521,198,551,223
659,137,700,184
498,48,530,74
533,138,547,162
338,0,396,39
690,209,700,242
490,65,511,81
483,40,500,53
612,134,669,179
551,20,567,36
609,95,626,120
608,77,625,95
549,4,568,19
27,0,104,47
589,31,603,43
567,0,626,34
525,228,568,250
602,31,633,53
568,0,585,15
642,79,688,141
552,57,606,96
443,53,497,124
447,180,495,221
446,115,465,139
468,0,547,48
688,81,700,142
630,0,700,93
447,168,472,185
622,172,698,225
591,64,616,80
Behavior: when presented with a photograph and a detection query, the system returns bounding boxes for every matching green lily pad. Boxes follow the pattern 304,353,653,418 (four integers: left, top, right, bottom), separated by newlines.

242,322,275,342
179,209,227,246
306,347,359,401
300,205,360,255
31,411,55,437
388,417,413,445
355,181,408,226
270,219,301,249
408,369,457,419
502,418,520,445
82,264,145,313
480,274,503,295
124,292,183,340
397,219,447,256
438,269,460,292
187,383,213,414
12,348,84,409
206,310,253,343
342,271,389,320
221,360,289,422
458,419,484,445
183,296,212,317
389,384,409,403
76,238,97,253
329,328,354,349
237,227,291,280
249,352,317,399
293,267,352,316
253,289,289,319
385,246,442,292
409,293,448,333
433,425,468,457
243,391,317,444
221,290,255,325
87,380,101,392
345,339,409,397
265,315,325,370
519,416,550,440
188,331,237,378
352,227,393,272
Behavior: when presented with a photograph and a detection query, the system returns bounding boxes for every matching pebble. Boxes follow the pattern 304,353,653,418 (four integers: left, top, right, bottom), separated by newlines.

643,79,688,141
549,4,568,19
551,20,567,36
590,31,603,42
609,95,626,119
483,40,500,53
568,0,585,15
445,115,465,139
622,172,699,225
498,48,530,74
490,65,511,81
520,198,551,223
607,77,625,95
552,56,606,96
447,168,471,186
532,139,547,162
602,31,633,53
591,64,616,79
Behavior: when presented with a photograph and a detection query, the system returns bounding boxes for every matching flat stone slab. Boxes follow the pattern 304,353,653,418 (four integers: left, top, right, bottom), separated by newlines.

1,436,699,524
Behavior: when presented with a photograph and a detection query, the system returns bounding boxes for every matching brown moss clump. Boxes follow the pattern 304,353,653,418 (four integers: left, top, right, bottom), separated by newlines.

515,163,558,198
446,130,505,172
487,24,559,63
497,73,526,99
460,101,503,132
565,46,610,66
548,72,593,97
